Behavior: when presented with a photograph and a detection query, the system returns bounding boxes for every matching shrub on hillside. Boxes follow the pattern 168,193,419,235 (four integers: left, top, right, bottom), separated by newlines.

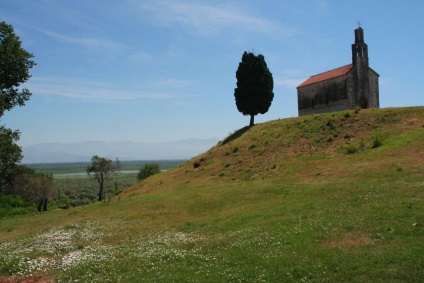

371,132,386,148
0,195,36,217
137,163,161,181
342,143,358,154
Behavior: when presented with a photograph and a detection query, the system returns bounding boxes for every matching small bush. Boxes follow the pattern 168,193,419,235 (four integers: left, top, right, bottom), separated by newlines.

137,163,161,181
354,106,361,114
0,195,36,217
343,143,357,154
326,121,336,130
371,132,385,148
359,138,367,150
344,133,352,139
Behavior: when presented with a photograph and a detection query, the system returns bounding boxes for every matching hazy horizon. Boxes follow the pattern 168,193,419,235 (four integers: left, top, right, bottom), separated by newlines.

21,138,220,164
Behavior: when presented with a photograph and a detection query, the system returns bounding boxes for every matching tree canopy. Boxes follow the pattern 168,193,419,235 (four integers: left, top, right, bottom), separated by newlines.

12,166,55,212
0,21,35,118
87,155,121,202
0,20,35,194
234,51,274,126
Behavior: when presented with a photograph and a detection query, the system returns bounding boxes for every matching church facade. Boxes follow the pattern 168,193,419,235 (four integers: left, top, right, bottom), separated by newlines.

297,27,379,116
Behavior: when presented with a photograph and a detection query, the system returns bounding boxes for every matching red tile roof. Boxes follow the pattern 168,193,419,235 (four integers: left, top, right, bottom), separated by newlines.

297,64,353,88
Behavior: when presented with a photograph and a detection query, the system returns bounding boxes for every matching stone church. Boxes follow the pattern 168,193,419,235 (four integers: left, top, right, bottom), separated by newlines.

297,27,379,116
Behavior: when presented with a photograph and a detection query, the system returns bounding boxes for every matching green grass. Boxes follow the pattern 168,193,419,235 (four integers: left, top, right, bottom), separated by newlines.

0,107,423,282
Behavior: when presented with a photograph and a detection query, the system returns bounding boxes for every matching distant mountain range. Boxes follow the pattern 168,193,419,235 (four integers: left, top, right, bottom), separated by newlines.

21,138,219,164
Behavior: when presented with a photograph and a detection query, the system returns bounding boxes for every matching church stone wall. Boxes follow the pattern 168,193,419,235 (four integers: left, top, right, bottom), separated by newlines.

368,70,379,108
297,75,351,116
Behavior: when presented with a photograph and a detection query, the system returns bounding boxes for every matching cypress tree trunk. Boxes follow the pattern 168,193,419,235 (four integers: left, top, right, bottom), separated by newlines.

249,114,254,126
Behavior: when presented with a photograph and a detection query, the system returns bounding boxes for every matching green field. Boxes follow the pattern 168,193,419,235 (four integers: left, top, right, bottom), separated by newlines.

0,107,423,282
27,160,186,175
26,160,186,207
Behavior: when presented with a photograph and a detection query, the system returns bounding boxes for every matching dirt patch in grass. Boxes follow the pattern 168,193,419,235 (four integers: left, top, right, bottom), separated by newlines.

325,235,370,249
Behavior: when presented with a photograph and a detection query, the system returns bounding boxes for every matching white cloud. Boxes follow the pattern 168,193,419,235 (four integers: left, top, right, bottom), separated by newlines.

28,77,175,102
139,1,289,36
34,28,124,50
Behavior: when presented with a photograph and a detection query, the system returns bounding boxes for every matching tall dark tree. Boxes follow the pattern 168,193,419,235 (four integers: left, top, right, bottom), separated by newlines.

87,155,121,202
234,51,274,126
0,21,35,193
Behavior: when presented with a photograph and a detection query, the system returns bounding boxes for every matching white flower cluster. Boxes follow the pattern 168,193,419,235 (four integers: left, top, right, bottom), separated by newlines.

0,220,212,279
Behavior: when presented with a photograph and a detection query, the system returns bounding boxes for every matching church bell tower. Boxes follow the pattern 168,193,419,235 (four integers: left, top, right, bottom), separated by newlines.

352,27,368,67
351,26,370,109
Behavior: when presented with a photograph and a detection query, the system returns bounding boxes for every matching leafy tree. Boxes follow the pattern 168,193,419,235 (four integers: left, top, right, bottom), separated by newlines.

0,126,22,194
12,166,55,212
0,20,35,193
0,21,35,117
87,156,121,202
137,163,161,181
234,51,274,126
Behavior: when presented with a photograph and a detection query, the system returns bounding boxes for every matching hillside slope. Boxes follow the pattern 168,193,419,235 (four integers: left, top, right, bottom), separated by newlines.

0,107,423,282
124,106,423,196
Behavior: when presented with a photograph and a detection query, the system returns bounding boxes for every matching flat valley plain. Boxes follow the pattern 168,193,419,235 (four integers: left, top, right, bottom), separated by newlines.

28,160,186,207
0,107,423,282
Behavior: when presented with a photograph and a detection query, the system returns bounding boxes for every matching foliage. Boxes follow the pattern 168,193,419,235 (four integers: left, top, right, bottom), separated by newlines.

371,132,386,148
0,194,35,217
5,160,185,209
12,166,55,212
0,20,35,195
0,126,22,194
0,21,35,117
354,105,361,114
137,163,161,181
342,143,358,154
86,156,121,202
234,51,274,126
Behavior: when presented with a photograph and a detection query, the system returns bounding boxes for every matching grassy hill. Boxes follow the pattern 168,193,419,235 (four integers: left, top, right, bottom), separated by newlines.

1,107,423,282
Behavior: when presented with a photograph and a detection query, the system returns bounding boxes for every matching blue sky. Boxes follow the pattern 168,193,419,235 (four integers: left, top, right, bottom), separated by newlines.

1,0,423,147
